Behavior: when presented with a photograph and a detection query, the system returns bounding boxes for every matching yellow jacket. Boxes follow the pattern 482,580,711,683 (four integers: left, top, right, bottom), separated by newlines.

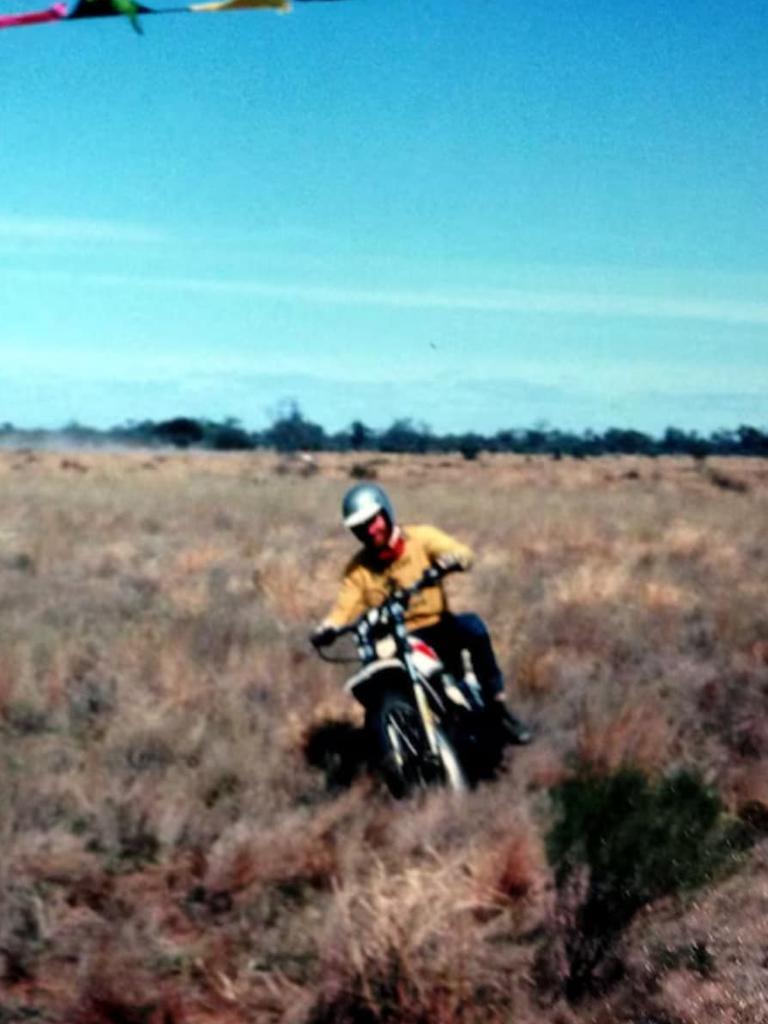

324,524,473,631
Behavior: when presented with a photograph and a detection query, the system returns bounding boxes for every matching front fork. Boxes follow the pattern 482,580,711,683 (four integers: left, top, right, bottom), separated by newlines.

398,625,441,760
412,676,441,758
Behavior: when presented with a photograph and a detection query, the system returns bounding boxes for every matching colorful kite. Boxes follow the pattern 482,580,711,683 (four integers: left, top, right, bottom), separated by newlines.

0,0,343,33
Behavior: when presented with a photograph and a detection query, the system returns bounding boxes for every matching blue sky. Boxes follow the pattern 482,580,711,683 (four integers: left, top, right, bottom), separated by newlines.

1,0,766,434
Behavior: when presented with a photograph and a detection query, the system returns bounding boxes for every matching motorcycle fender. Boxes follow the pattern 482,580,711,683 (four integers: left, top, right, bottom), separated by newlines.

345,660,412,708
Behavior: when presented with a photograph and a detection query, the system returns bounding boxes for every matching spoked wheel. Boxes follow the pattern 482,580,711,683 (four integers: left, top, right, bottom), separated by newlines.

367,691,468,798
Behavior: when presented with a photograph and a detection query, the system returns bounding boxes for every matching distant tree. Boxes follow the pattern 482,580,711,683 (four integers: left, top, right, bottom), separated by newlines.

349,420,374,451
455,432,485,461
112,419,157,446
265,401,326,453
521,426,551,454
153,417,205,448
708,429,738,455
10,405,766,460
62,420,102,444
689,433,710,461
206,417,254,451
736,425,768,456
491,428,525,454
378,418,432,454
660,427,693,455
551,430,593,459
602,428,654,456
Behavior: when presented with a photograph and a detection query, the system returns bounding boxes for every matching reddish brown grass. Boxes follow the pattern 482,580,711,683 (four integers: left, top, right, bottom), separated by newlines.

1,450,766,1022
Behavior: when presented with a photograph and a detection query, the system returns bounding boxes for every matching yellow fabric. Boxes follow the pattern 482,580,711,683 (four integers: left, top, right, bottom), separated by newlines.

189,0,289,12
324,524,474,631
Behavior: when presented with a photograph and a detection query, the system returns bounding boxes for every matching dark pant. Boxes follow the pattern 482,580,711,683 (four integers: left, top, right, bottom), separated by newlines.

412,612,504,703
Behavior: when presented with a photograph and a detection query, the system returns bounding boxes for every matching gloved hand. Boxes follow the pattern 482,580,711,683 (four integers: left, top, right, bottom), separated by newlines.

435,553,464,574
310,624,338,649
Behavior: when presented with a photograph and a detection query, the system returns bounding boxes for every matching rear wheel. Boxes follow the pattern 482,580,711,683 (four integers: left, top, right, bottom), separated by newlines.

367,691,467,798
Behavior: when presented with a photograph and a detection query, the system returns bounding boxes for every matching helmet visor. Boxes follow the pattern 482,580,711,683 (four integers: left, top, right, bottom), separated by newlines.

343,503,383,528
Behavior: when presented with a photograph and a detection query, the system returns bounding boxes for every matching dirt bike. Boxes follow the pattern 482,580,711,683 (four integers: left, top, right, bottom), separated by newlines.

313,564,501,798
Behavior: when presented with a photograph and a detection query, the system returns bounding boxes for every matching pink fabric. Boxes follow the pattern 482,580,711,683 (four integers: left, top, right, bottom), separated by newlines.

0,2,67,27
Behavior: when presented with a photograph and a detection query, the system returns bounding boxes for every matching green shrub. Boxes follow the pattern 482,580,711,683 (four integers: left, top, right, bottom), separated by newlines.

547,767,746,1001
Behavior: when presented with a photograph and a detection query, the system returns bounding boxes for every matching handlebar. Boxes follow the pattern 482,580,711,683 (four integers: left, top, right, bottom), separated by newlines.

312,561,461,661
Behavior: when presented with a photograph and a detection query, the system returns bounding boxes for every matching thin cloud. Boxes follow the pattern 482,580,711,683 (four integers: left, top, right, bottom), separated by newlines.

0,216,167,245
63,273,768,326
5,266,768,326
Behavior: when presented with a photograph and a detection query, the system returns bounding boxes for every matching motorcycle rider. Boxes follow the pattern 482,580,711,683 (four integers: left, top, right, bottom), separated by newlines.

311,482,532,746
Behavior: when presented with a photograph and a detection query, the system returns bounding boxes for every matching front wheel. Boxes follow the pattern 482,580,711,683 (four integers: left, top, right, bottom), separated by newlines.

366,690,468,799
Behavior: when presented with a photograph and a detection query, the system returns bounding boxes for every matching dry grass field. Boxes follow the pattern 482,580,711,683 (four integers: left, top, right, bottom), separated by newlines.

1,448,767,1023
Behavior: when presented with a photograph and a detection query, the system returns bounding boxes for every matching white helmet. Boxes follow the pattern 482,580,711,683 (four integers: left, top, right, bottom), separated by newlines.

341,483,395,529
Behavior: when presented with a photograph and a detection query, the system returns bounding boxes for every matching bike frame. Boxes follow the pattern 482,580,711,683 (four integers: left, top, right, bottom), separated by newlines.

316,566,459,761
387,598,441,758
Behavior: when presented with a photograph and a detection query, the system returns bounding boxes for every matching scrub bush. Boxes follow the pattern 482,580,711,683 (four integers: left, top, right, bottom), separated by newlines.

546,767,747,1001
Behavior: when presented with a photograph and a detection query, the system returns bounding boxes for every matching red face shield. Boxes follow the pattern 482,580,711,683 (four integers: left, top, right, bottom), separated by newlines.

352,512,391,550
353,513,405,564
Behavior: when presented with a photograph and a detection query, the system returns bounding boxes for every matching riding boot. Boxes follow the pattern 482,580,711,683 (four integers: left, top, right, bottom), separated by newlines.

486,700,533,746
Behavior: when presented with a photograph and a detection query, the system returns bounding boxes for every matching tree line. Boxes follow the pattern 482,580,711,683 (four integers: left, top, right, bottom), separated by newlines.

1,405,767,458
